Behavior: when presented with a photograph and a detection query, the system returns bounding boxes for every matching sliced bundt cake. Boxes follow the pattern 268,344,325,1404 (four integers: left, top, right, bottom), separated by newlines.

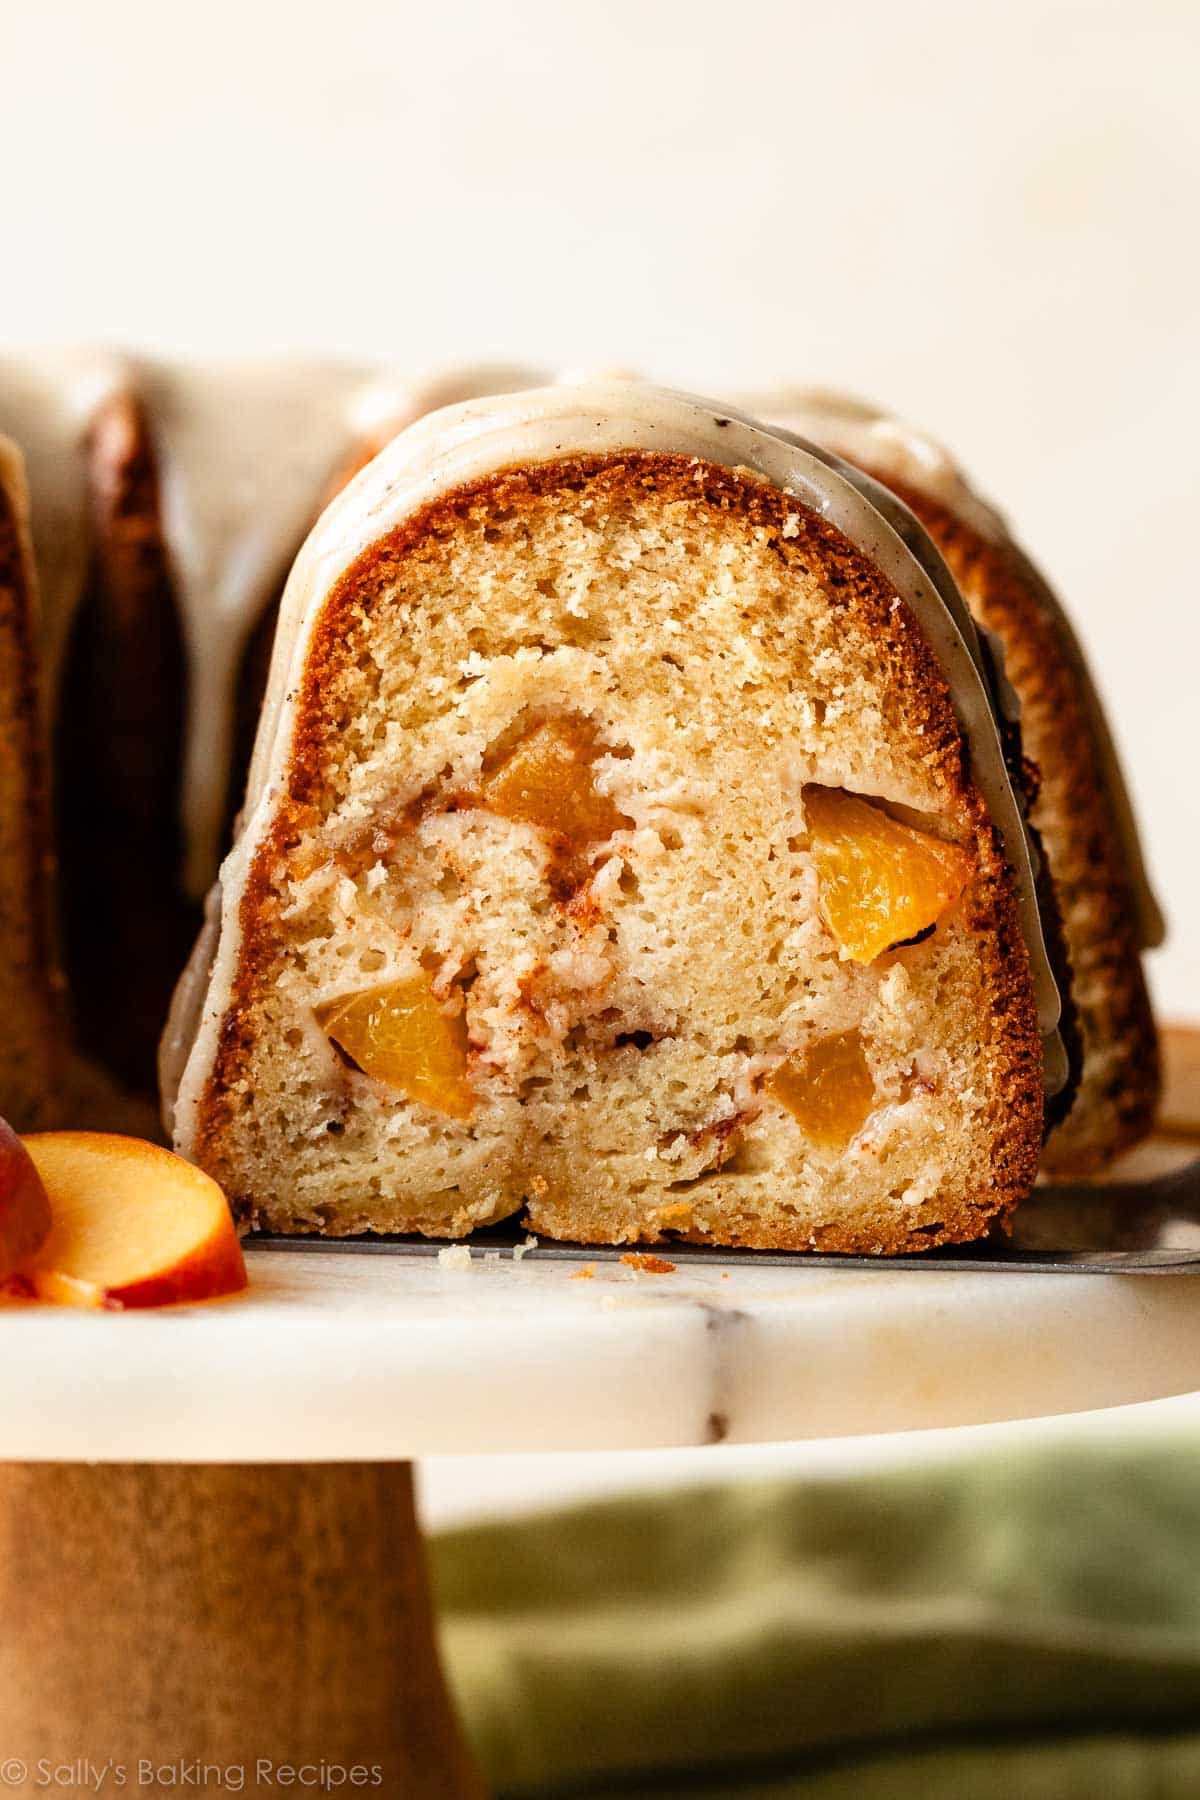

748,390,1162,1171
165,384,1067,1253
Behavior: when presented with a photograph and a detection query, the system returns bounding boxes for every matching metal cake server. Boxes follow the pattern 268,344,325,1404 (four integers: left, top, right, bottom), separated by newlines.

246,1152,1200,1273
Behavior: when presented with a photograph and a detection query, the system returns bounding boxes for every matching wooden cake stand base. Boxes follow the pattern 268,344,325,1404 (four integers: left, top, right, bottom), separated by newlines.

0,1464,483,1797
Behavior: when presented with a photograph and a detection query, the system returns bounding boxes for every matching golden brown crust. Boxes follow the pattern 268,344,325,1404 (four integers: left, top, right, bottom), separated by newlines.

880,478,1159,1171
53,393,196,1097
1158,1023,1200,1144
195,453,1043,1252
0,466,63,1127
228,435,386,850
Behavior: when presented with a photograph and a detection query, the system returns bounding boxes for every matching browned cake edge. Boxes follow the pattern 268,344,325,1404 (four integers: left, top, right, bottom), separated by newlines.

885,479,1159,1170
192,453,1044,1252
50,393,195,1098
0,460,64,1126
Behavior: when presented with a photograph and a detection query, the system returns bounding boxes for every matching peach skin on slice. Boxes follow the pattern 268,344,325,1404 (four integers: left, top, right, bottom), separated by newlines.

10,1132,247,1310
0,1116,52,1278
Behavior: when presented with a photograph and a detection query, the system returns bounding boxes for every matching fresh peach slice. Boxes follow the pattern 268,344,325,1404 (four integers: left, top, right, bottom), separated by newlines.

10,1133,247,1310
317,977,475,1118
803,785,972,964
0,1117,52,1278
768,1029,875,1150
480,718,632,848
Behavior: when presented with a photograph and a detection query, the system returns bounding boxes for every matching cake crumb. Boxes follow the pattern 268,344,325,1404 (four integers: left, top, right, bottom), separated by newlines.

620,1252,677,1275
571,1263,597,1280
437,1244,473,1271
512,1233,539,1263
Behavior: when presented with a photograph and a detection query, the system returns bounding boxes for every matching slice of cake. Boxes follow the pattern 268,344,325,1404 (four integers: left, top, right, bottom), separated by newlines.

165,384,1068,1253
747,390,1162,1171
0,437,63,1127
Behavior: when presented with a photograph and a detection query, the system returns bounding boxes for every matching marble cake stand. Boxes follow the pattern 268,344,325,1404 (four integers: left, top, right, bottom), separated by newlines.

0,1032,1196,1797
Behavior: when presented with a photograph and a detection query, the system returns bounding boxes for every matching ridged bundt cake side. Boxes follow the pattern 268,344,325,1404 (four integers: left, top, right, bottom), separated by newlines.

748,391,1162,1171
0,438,63,1127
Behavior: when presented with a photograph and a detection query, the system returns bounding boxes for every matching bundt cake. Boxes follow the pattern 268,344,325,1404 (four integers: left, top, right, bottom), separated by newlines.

0,357,1164,1250
163,384,1073,1253
744,390,1163,1171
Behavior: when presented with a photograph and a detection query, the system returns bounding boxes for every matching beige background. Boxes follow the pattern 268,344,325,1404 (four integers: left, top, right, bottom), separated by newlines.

6,0,1195,1010
5,0,1199,1507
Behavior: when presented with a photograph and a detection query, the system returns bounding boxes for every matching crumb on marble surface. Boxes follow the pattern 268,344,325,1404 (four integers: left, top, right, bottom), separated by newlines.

620,1252,677,1274
437,1244,473,1271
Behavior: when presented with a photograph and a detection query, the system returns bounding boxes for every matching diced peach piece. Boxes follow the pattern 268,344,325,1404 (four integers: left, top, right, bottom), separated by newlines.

480,718,631,848
803,785,972,963
9,1133,247,1309
0,1116,52,1278
317,977,474,1118
768,1029,875,1150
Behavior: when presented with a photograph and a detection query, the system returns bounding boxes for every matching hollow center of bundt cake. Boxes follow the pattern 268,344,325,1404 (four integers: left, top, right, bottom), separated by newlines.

222,458,1020,1246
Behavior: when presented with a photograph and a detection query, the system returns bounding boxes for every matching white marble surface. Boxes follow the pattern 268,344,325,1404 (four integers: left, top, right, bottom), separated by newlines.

418,1389,1200,1531
2,1244,1199,1461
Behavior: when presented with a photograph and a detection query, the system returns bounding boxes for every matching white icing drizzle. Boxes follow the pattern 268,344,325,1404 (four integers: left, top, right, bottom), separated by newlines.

0,349,125,707
133,357,390,895
748,387,1165,954
170,383,1065,1143
741,389,1012,543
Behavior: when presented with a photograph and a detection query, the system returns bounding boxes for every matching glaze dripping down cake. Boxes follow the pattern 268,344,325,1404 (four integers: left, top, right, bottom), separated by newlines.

164,385,1071,1253
746,389,1163,1170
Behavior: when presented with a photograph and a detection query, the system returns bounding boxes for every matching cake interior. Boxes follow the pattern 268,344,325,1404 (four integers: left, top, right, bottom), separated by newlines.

194,455,1040,1251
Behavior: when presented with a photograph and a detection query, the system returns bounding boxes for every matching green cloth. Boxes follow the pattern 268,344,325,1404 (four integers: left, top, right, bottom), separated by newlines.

431,1441,1200,1796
